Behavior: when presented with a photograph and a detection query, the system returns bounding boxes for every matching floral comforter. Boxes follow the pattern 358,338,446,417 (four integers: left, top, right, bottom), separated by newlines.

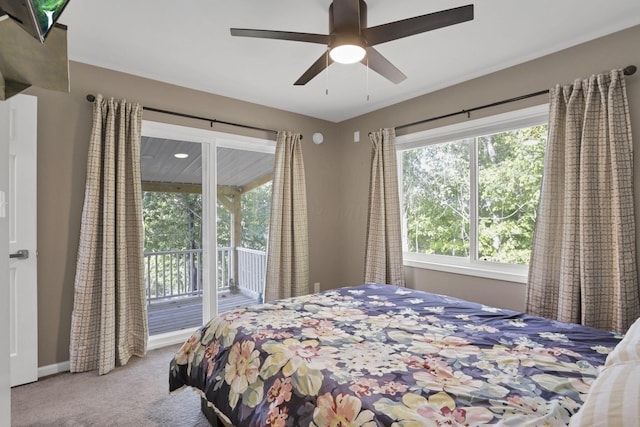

169,284,621,426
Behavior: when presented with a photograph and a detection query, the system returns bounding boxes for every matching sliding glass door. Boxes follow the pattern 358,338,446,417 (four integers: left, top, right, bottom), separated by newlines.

140,121,276,341
216,146,274,314
140,136,204,336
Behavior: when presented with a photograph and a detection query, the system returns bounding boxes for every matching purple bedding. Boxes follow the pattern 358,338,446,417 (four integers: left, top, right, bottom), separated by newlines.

169,284,621,426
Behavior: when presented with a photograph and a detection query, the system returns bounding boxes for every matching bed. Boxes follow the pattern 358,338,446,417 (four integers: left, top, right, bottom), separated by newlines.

169,283,629,426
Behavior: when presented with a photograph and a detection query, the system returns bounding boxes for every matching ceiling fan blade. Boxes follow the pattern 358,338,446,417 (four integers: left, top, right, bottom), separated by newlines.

363,4,474,46
331,0,362,33
294,52,333,85
364,47,406,84
230,28,330,44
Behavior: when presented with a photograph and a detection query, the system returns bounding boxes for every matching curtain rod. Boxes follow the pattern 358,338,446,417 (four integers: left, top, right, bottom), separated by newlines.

396,65,637,131
85,94,284,138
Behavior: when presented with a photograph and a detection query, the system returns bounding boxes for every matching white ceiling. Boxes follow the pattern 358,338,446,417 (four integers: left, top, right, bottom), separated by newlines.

59,0,640,123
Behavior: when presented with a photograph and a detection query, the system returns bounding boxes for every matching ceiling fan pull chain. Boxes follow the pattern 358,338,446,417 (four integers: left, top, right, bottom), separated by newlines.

366,56,370,102
326,49,330,95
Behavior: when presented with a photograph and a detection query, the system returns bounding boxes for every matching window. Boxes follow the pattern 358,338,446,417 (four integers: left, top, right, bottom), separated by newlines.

397,105,548,282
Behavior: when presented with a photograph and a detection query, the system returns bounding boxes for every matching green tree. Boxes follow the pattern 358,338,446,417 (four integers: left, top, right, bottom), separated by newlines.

217,202,231,248
403,140,470,256
143,191,203,298
477,125,547,264
215,182,271,251
241,182,271,251
402,124,547,264
143,192,202,251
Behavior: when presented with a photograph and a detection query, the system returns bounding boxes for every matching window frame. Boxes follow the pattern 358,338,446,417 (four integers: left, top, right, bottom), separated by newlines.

396,104,549,284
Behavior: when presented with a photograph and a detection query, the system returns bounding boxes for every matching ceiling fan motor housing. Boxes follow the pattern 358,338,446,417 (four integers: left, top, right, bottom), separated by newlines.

328,0,368,50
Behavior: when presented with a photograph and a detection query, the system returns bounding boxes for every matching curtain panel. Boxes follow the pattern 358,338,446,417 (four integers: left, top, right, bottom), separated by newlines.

264,131,309,302
70,94,148,375
526,69,639,332
364,128,405,286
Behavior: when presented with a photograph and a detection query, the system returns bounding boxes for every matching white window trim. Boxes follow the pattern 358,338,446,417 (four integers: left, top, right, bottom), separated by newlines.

396,104,548,284
403,253,529,284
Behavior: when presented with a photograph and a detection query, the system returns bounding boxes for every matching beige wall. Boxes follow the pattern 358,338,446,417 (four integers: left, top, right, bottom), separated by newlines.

29,25,640,367
337,25,640,310
28,62,341,367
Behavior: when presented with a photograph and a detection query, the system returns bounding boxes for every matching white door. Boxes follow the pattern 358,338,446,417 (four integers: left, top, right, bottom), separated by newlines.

8,95,38,387
1,94,13,427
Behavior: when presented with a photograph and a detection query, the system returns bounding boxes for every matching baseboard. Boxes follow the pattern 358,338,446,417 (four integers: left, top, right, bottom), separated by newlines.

147,328,197,351
38,360,70,378
35,331,195,379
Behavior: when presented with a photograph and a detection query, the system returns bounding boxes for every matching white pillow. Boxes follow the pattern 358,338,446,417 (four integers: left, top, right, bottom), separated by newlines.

569,362,640,427
606,317,640,367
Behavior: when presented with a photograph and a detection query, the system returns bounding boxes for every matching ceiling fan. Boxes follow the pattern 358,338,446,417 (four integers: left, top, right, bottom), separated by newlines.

230,1,474,86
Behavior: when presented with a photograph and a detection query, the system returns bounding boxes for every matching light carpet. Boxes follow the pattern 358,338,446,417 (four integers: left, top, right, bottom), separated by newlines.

11,344,210,426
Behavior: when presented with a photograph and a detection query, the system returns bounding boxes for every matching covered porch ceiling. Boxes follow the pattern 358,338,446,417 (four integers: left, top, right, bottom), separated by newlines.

140,136,274,191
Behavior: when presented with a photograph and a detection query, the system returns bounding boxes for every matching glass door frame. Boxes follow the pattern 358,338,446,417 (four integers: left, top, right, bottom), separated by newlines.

142,120,275,349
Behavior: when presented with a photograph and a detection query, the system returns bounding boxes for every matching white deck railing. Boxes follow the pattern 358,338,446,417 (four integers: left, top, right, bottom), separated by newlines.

217,246,233,292
144,249,202,303
144,247,266,304
237,247,267,300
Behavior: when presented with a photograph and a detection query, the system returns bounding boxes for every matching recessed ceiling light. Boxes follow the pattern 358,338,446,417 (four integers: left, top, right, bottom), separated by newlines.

174,153,189,159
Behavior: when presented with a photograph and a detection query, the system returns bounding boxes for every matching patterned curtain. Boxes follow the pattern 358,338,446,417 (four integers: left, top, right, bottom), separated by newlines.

526,69,639,332
364,128,405,286
264,131,309,302
70,94,148,375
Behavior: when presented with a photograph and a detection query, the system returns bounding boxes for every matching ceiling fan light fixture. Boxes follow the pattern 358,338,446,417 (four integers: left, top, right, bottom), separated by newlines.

230,2,474,85
329,44,366,64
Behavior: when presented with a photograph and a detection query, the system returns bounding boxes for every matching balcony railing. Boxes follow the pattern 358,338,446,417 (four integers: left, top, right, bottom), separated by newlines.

144,247,266,304
218,246,233,293
237,247,267,300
